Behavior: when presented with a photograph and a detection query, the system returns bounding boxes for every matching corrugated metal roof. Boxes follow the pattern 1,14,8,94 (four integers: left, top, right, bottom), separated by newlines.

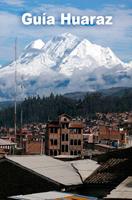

68,159,100,181
7,155,81,186
105,176,132,199
7,155,99,186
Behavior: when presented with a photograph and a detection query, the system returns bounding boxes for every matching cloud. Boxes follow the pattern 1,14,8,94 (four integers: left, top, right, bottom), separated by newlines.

1,0,24,7
32,3,132,61
0,3,132,66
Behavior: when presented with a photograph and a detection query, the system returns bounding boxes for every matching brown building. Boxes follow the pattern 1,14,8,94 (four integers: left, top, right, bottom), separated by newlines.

45,114,84,156
16,128,45,155
98,125,128,147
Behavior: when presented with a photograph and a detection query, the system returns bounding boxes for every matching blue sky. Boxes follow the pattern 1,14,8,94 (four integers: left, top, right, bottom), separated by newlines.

0,0,132,65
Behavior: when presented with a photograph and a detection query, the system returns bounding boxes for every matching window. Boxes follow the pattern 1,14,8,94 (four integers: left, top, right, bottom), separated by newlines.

61,145,68,152
55,128,58,133
78,151,81,155
66,134,68,141
74,150,77,155
70,128,77,134
70,151,73,155
54,150,57,156
78,140,81,145
62,123,69,129
50,139,58,145
74,140,77,145
50,127,58,133
50,150,53,156
65,145,68,152
62,145,64,152
50,139,53,145
121,134,125,140
77,128,81,134
70,139,73,145
62,133,68,141
54,139,57,145
62,134,65,141
50,128,53,133
73,129,77,134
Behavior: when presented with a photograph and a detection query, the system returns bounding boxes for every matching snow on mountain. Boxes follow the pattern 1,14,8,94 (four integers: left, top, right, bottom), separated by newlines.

127,61,132,68
19,39,45,65
26,39,45,50
60,39,123,76
40,33,80,68
0,33,131,100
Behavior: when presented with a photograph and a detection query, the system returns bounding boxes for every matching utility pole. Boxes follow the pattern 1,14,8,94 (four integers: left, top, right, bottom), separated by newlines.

14,38,17,144
20,75,24,129
20,109,23,129
20,75,24,149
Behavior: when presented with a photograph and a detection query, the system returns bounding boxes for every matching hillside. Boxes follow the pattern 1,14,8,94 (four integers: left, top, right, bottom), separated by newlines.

0,91,132,127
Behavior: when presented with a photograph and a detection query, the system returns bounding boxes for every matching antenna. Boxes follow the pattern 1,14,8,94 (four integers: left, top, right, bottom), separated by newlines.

14,37,17,143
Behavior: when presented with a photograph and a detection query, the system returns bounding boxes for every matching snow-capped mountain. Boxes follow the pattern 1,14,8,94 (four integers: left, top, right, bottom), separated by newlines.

0,33,132,100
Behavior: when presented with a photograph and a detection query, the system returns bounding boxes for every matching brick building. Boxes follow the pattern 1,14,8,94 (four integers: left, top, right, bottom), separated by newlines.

98,125,128,147
16,128,45,155
45,114,84,156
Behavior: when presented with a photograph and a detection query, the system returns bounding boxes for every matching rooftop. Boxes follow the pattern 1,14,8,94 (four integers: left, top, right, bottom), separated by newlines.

0,139,16,146
85,158,128,185
7,155,99,186
95,144,116,149
104,176,132,199
69,122,84,128
9,191,97,200
68,159,100,181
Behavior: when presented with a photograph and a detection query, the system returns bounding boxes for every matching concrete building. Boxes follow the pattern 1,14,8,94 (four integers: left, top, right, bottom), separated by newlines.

45,114,84,156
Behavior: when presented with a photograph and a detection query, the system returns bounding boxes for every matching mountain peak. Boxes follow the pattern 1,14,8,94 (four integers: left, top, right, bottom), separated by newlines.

25,39,45,50
61,32,78,39
42,32,80,66
19,39,45,64
0,33,131,100
81,39,92,45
